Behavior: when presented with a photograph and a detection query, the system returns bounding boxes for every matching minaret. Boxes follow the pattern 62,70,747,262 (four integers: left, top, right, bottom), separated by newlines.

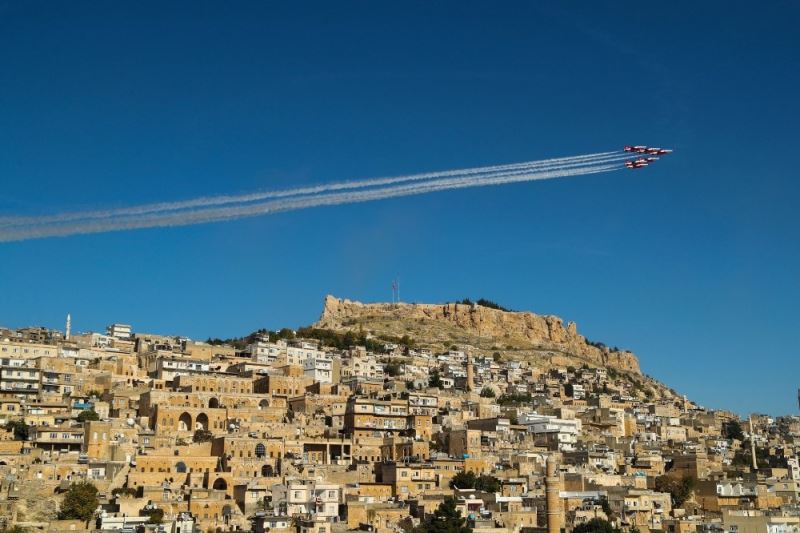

466,354,475,392
749,416,758,470
65,313,71,340
546,455,562,533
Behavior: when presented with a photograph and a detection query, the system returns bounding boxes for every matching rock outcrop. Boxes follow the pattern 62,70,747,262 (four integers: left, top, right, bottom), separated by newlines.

316,295,641,374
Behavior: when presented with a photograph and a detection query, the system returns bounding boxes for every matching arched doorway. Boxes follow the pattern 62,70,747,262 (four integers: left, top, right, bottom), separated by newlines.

261,465,273,477
196,413,209,431
213,478,227,491
178,412,192,432
209,397,220,409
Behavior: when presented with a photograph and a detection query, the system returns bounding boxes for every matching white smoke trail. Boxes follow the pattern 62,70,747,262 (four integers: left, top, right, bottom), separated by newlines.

0,151,628,228
0,160,622,242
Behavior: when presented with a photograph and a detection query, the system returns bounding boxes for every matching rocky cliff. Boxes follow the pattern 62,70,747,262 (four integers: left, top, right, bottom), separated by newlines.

316,295,641,374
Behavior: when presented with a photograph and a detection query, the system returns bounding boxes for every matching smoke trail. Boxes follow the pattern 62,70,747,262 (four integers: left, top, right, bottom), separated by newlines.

0,160,622,242
0,151,628,228
0,155,625,235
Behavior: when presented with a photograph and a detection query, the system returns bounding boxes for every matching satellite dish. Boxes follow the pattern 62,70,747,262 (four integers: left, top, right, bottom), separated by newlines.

126,418,135,426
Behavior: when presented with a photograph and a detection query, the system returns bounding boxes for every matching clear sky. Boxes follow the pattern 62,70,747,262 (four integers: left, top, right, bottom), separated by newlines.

1,2,798,416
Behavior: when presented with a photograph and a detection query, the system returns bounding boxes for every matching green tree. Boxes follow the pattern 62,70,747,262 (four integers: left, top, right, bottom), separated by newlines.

476,298,510,311
449,471,501,493
59,481,99,521
111,487,138,497
655,475,695,507
193,429,213,442
496,393,532,406
77,409,100,423
599,496,613,518
573,518,614,533
479,388,496,398
412,497,472,533
4,420,29,441
450,471,477,489
724,420,744,441
144,508,164,524
429,370,443,389
384,360,402,377
474,475,501,493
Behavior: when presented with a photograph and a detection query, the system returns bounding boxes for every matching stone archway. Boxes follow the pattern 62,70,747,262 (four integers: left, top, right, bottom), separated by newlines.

195,412,209,431
178,412,192,432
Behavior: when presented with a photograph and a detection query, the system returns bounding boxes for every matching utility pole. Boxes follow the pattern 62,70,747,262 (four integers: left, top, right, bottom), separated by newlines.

391,280,399,306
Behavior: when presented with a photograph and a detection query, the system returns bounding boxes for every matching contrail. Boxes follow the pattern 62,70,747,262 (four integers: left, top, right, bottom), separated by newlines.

2,164,618,240
0,151,626,228
0,154,627,242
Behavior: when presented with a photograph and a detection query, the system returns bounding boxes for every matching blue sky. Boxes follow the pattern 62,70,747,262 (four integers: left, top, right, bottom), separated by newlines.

1,2,798,415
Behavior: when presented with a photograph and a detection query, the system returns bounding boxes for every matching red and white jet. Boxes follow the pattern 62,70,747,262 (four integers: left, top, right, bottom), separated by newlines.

624,145,649,153
625,159,649,169
645,147,673,156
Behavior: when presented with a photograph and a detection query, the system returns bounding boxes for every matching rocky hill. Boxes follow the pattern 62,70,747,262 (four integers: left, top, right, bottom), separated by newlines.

315,295,641,374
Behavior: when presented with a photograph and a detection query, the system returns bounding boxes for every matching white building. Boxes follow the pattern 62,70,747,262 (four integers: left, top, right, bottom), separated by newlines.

155,357,210,380
272,480,341,520
286,342,326,366
519,413,582,451
106,323,132,340
304,356,333,384
248,338,287,363
341,354,384,380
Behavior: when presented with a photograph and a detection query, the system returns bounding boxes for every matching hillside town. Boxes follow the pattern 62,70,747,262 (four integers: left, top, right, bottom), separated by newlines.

0,307,798,533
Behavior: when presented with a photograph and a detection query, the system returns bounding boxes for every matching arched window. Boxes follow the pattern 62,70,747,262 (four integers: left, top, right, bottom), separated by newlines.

255,443,266,458
175,461,187,473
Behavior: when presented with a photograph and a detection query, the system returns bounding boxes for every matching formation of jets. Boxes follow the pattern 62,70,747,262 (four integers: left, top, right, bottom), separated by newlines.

623,145,673,169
